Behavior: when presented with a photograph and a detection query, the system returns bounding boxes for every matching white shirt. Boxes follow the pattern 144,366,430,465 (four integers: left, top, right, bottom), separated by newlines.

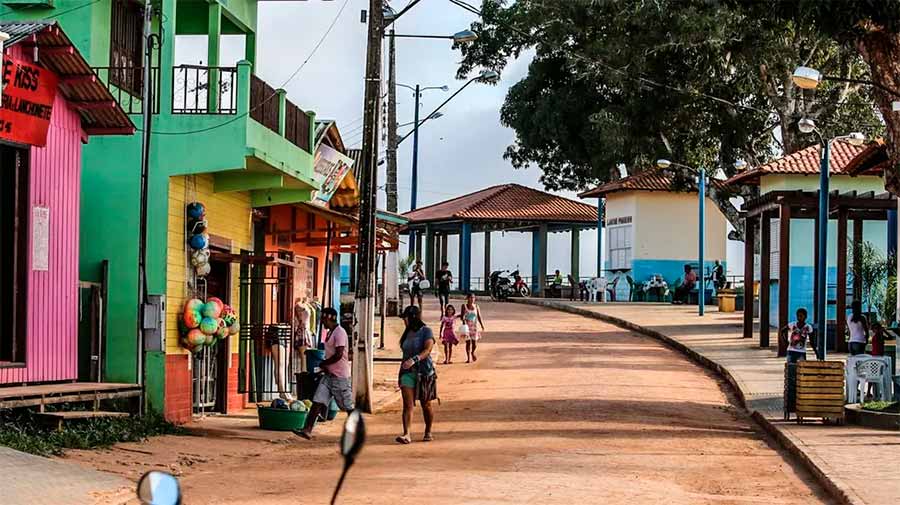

848,318,868,344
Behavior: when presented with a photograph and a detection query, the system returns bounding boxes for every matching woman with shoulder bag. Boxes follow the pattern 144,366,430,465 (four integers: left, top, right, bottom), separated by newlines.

396,305,438,444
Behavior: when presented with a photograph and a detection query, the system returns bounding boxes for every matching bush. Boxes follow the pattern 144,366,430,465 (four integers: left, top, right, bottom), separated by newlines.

0,409,186,457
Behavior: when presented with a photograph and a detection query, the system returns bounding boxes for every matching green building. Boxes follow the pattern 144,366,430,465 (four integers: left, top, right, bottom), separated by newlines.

4,0,320,420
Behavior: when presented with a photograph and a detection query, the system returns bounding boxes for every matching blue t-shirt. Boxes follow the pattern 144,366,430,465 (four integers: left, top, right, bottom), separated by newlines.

401,326,435,376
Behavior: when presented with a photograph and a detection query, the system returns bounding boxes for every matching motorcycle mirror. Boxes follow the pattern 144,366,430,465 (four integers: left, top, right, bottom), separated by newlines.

341,409,366,463
137,471,182,505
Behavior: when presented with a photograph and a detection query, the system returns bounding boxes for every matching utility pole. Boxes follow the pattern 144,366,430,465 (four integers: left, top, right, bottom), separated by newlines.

406,84,420,257
352,0,384,413
384,29,400,316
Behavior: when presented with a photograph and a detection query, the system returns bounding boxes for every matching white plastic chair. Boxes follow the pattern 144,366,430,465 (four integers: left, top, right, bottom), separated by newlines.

855,359,888,402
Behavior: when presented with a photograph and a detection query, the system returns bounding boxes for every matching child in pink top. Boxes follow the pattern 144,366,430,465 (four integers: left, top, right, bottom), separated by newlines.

439,305,460,364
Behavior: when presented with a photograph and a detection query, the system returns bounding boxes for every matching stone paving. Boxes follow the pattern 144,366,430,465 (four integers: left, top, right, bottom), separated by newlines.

0,446,132,505
520,300,900,505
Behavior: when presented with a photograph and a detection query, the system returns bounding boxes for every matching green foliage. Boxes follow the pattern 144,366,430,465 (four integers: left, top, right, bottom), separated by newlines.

861,401,900,413
398,256,415,280
455,0,883,193
0,409,185,457
850,240,889,315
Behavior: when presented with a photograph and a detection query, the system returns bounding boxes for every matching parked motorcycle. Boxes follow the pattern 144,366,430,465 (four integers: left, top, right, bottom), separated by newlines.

511,270,531,298
489,270,514,301
136,409,367,505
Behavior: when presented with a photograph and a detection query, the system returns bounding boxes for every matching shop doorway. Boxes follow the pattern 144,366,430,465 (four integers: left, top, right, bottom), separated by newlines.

0,144,29,366
192,248,231,414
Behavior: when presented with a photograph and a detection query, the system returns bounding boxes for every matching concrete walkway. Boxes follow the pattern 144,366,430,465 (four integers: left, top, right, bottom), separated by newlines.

519,300,900,505
0,446,132,504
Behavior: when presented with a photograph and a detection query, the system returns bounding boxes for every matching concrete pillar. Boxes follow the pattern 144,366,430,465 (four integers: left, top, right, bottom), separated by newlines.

440,234,449,266
460,223,473,293
837,209,848,353
531,224,548,296
742,216,755,339
760,214,771,348
777,205,791,357
425,224,436,285
570,228,580,283
597,199,604,277
415,230,423,264
276,89,287,136
483,231,492,290
207,2,222,112
245,31,257,66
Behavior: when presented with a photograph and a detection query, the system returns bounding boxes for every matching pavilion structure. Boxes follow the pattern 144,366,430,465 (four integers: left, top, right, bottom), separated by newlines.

402,184,598,295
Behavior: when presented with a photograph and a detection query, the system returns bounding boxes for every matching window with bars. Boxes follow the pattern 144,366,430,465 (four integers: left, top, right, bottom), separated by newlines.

109,0,145,96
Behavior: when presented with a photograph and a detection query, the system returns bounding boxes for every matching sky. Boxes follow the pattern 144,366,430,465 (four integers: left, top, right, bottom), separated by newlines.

176,0,745,282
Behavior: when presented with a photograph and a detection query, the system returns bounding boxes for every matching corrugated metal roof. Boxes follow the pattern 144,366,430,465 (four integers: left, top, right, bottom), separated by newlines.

0,21,135,134
346,148,362,178
579,169,730,198
724,140,869,186
403,184,597,224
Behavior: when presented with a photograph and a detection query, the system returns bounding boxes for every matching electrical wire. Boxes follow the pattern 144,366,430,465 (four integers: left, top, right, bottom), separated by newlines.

141,0,350,135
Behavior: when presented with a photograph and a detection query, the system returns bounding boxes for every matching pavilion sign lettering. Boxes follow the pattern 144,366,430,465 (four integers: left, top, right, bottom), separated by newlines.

0,54,59,147
606,216,632,226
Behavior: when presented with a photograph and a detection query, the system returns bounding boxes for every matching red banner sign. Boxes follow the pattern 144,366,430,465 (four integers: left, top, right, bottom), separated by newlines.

0,54,59,146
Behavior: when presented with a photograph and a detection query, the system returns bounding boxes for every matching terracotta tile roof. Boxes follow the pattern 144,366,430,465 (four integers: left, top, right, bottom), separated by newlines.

843,140,888,176
724,140,870,186
403,184,597,224
578,170,729,198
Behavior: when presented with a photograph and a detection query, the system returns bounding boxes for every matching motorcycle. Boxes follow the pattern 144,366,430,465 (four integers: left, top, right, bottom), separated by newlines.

511,270,531,298
137,409,367,505
489,270,514,301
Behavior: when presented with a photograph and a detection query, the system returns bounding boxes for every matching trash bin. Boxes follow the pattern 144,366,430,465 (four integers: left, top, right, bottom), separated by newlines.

718,289,736,312
784,362,797,421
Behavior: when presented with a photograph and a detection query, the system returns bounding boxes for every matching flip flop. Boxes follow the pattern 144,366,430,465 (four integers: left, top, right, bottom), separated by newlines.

293,430,312,440
395,435,411,445
423,433,434,442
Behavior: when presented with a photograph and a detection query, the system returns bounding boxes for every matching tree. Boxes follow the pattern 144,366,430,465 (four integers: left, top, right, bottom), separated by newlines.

850,240,889,315
752,1,900,194
455,0,883,236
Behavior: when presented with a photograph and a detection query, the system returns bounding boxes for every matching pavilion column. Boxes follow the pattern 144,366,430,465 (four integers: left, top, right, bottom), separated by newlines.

777,205,791,357
813,213,820,334
415,230,423,264
597,199,605,277
742,216,755,339
760,213,771,348
459,223,473,293
852,218,863,302
440,234,449,266
570,228,580,283
425,224,436,285
349,253,357,292
483,231,492,290
837,209,848,353
532,224,548,296
889,209,898,261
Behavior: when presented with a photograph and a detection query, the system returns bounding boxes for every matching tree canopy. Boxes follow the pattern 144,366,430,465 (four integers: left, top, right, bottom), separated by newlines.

455,0,883,200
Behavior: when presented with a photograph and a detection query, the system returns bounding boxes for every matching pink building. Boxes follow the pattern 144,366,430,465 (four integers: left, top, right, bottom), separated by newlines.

0,21,134,385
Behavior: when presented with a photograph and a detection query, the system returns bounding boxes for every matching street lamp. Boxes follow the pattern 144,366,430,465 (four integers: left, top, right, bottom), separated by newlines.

656,158,708,316
794,115,865,360
792,65,900,108
398,112,443,129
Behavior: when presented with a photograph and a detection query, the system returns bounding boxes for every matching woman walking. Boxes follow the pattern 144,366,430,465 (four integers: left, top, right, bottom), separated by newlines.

461,293,485,363
396,305,438,444
848,300,869,356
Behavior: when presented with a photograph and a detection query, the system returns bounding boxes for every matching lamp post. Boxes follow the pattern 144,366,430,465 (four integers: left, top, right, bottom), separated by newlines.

400,70,499,256
792,66,867,360
656,159,707,316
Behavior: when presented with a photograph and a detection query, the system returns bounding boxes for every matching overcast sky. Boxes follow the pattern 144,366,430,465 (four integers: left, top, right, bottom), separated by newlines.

176,0,745,282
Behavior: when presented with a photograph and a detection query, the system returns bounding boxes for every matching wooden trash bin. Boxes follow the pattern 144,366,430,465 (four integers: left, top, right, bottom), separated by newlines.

718,289,736,312
795,360,845,424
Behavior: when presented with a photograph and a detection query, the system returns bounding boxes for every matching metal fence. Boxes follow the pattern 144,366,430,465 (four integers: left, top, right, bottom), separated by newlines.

172,65,238,114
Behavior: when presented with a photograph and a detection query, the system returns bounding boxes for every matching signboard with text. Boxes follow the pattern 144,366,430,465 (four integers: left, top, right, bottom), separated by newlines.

0,54,58,147
312,144,355,204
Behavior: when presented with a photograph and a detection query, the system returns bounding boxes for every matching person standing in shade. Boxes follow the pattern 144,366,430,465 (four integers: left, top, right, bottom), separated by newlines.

435,262,453,314
408,261,426,308
848,300,870,356
396,305,438,444
712,260,726,291
673,264,697,304
294,308,352,440
780,308,813,363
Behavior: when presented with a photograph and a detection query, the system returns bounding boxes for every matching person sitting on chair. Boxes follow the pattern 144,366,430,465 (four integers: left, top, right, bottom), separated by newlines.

672,265,697,305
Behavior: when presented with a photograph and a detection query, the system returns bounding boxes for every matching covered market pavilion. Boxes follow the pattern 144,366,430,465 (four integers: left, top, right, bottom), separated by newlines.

402,184,599,295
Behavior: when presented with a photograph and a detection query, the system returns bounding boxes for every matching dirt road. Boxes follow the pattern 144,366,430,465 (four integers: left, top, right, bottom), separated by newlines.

75,300,832,504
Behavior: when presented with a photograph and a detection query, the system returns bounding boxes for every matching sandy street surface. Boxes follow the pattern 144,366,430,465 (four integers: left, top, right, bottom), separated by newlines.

68,300,832,504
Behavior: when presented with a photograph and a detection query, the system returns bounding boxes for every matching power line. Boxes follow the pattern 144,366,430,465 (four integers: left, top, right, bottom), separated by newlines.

142,0,350,135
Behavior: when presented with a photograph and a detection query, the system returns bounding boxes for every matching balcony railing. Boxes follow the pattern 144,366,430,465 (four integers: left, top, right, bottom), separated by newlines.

284,98,311,153
249,74,280,134
172,65,238,114
92,66,160,115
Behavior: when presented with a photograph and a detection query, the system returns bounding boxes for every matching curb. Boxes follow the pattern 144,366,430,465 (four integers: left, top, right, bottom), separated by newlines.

514,299,865,505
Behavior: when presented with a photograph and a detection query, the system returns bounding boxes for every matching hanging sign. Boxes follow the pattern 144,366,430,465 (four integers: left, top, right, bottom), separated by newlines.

311,144,354,204
0,54,59,147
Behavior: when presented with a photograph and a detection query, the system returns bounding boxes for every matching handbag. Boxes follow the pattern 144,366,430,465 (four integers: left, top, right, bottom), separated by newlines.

418,279,431,290
458,321,470,337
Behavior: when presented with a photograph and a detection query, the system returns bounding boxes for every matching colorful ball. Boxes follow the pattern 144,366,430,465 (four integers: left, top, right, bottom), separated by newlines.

271,398,288,410
187,328,207,347
195,263,211,277
289,400,307,412
203,298,224,318
189,234,209,250
185,298,204,313
191,249,210,267
228,320,240,336
186,202,206,220
182,308,202,329
199,316,218,335
221,305,236,326
215,319,229,340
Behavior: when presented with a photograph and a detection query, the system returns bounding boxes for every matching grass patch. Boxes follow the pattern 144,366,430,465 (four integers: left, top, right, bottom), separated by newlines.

861,401,900,413
0,409,187,457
